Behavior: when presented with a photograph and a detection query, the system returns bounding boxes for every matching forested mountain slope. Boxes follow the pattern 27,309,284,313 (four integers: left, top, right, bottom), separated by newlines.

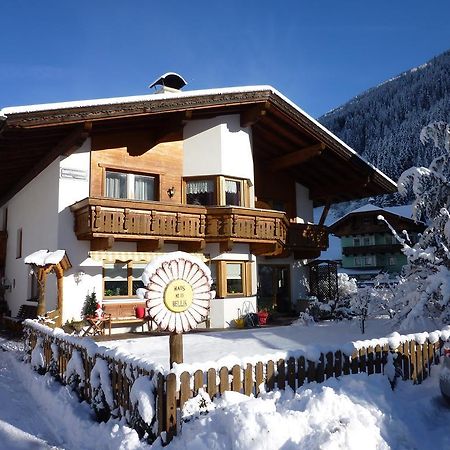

319,49,450,210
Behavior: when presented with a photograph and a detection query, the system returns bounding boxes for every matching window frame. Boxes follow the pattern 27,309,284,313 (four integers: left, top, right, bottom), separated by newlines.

103,261,146,299
103,167,159,202
183,175,249,207
213,260,253,298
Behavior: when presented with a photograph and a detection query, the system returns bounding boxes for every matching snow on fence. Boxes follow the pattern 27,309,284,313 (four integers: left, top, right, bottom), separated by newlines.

23,321,449,445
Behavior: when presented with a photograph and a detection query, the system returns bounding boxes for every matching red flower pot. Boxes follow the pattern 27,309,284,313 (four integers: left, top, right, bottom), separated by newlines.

258,311,269,325
135,306,146,319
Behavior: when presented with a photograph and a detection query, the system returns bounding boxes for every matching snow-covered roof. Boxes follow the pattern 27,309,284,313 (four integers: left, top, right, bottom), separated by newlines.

331,203,415,228
24,250,67,266
0,85,396,189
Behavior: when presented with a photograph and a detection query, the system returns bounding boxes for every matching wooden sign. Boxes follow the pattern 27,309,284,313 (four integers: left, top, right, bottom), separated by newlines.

137,251,215,334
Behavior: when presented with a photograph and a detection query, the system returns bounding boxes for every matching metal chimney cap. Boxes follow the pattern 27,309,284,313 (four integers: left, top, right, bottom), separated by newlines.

149,72,187,91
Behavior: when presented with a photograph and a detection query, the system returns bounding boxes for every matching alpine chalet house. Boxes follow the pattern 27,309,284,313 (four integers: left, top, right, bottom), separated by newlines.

329,204,425,284
0,73,396,329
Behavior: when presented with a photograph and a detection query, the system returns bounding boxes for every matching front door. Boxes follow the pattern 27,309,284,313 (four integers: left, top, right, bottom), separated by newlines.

257,265,291,313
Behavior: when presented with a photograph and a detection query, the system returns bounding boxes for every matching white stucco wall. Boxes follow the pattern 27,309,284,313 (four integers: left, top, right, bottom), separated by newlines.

2,160,60,316
295,183,313,223
57,140,93,322
183,114,254,184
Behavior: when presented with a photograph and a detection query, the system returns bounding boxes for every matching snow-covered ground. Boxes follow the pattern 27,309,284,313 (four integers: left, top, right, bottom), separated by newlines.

100,318,434,371
0,332,449,450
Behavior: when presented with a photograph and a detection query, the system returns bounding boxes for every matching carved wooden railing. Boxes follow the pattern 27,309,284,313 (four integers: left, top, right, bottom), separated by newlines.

71,198,327,253
71,197,206,242
0,230,7,268
205,206,288,244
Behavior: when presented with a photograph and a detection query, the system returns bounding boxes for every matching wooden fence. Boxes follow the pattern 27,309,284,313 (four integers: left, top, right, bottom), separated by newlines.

24,323,446,445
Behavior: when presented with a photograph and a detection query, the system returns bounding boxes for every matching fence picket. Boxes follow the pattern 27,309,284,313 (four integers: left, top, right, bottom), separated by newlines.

307,360,315,383
232,365,241,392
367,347,374,375
255,362,264,395
165,373,177,441
325,352,334,379
410,341,417,383
277,359,286,389
266,360,275,390
207,368,218,399
219,367,229,394
334,351,342,378
298,356,306,386
244,364,253,396
416,344,423,384
179,372,191,410
194,370,204,394
287,358,296,390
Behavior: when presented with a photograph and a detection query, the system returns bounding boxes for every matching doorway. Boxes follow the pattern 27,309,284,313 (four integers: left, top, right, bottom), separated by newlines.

257,265,291,313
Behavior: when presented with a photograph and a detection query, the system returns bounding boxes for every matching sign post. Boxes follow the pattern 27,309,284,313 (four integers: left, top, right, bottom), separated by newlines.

137,252,215,369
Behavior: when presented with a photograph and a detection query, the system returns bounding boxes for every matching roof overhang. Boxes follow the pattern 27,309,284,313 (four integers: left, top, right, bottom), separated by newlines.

0,86,397,206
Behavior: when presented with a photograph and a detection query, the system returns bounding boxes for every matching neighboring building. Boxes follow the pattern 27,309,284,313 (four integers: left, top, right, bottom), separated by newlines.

329,204,425,284
0,76,396,329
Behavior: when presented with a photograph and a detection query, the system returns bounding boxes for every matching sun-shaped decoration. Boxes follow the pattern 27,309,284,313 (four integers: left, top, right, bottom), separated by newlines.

137,251,215,333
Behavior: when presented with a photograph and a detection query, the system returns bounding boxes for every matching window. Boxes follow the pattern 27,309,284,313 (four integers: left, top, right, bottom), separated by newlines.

105,171,156,201
224,178,242,206
16,228,22,259
184,176,248,207
386,234,397,245
226,262,244,295
353,237,361,247
103,262,146,297
213,260,252,298
388,256,396,266
354,256,375,267
186,179,216,206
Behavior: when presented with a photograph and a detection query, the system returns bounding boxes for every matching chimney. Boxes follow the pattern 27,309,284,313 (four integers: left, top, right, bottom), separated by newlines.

149,72,187,94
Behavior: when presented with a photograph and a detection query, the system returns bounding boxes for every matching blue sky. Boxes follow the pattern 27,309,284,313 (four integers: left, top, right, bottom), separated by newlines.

1,0,449,117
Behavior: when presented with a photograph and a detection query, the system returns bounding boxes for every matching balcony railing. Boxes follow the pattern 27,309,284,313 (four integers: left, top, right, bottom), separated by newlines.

71,197,206,242
206,206,288,244
288,223,329,256
0,231,6,268
70,198,327,257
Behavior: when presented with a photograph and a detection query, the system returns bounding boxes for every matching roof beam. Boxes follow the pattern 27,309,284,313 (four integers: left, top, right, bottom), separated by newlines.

0,122,92,206
240,102,270,127
269,143,326,172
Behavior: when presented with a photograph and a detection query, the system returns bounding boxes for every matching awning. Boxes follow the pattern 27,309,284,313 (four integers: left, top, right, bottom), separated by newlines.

88,251,209,263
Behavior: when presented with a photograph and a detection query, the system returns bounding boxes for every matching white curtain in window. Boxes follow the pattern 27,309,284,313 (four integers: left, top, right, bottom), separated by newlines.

226,263,242,280
225,179,238,194
186,180,214,194
135,175,154,201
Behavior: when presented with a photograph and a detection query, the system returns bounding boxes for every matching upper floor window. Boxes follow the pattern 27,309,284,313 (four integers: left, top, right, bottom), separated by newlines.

184,176,247,207
186,179,216,206
105,171,156,201
224,178,242,206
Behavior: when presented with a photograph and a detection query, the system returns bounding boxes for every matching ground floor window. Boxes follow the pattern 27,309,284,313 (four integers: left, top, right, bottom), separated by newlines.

103,262,146,298
212,260,253,298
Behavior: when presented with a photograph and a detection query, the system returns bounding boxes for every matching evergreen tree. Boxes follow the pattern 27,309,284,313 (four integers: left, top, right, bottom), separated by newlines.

83,291,98,317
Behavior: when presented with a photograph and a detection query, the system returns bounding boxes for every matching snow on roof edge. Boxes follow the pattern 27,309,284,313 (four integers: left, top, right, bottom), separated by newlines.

0,84,395,188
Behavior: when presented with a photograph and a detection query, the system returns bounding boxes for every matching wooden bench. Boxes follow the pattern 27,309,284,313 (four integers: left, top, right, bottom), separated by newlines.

102,301,152,331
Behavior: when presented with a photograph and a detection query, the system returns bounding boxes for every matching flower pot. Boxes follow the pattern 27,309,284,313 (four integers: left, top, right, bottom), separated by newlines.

258,312,269,326
135,306,146,319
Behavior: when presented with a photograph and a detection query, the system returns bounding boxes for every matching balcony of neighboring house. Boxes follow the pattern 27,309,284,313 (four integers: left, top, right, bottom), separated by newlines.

0,230,7,269
287,223,329,259
342,243,403,256
70,197,290,255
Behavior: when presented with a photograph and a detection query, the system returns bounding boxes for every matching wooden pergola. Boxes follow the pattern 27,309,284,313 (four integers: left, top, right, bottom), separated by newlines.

25,250,71,327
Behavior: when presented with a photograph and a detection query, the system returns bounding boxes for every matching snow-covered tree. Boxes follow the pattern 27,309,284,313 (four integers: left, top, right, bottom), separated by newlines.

386,122,450,330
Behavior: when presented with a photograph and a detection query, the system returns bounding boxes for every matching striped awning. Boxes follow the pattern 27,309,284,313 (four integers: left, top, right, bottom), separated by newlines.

88,251,209,263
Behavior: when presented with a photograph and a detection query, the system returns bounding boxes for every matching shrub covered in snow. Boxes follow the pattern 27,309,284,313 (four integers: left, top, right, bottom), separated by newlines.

387,122,450,330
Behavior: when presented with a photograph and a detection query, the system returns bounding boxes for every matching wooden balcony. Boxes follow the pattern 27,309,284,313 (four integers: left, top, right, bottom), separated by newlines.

288,223,329,259
70,197,207,246
70,198,326,257
0,231,6,269
206,206,288,254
